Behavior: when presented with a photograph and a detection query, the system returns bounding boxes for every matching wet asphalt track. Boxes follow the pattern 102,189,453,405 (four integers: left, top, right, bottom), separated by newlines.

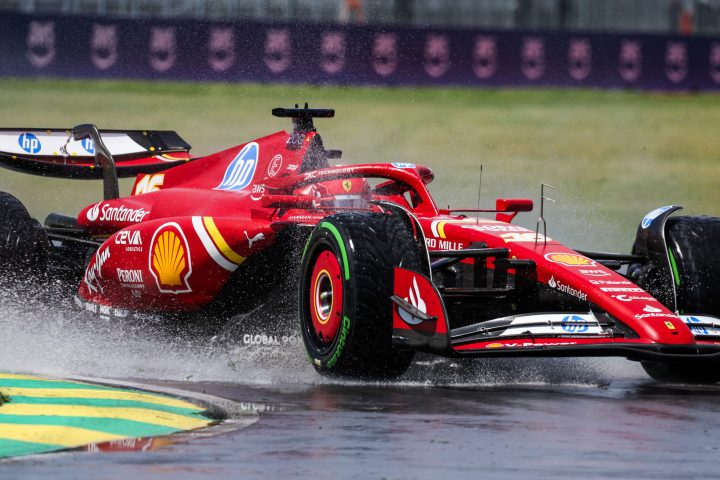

3,356,720,480
2,294,720,479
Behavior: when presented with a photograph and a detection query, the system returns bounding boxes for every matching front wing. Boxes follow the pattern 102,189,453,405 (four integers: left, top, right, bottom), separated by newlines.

391,268,720,362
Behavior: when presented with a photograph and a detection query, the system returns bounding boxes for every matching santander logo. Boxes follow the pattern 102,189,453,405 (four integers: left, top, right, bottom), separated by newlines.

643,304,662,313
86,203,100,222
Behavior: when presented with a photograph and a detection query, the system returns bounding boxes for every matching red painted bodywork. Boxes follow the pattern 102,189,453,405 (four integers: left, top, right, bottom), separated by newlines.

72,125,703,356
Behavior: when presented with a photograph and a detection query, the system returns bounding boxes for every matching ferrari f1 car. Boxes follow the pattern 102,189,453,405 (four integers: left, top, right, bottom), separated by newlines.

2,106,720,383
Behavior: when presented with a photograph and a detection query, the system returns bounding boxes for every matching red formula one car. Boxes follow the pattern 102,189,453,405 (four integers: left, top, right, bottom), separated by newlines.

2,106,720,382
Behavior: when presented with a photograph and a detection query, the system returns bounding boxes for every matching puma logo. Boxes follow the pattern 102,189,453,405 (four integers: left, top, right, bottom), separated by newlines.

245,231,265,249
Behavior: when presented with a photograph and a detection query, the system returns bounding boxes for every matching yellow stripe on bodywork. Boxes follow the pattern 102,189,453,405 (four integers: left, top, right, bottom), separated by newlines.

437,221,447,239
0,424,123,448
0,405,210,430
202,216,245,265
0,388,200,411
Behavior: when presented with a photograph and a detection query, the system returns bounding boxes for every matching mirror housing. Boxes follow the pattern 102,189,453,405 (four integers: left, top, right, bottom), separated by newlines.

495,198,533,222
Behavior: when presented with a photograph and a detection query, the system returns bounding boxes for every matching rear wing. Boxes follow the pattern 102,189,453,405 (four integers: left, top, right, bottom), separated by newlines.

0,128,192,179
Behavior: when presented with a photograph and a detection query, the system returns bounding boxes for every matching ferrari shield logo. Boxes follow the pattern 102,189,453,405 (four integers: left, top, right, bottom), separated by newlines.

342,180,352,192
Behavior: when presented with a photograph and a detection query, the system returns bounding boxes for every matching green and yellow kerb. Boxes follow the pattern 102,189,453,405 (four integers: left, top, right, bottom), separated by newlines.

0,373,214,459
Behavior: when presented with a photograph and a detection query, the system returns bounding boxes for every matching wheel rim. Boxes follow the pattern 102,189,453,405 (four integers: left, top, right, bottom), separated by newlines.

308,249,343,346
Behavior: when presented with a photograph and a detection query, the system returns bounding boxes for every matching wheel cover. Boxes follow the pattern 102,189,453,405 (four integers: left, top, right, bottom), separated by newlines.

309,249,343,345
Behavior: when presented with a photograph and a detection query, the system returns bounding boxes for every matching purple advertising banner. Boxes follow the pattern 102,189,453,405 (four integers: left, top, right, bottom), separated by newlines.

1,13,720,90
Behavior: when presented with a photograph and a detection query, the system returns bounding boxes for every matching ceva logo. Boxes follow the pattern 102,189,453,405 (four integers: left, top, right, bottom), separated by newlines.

216,142,259,192
18,133,41,154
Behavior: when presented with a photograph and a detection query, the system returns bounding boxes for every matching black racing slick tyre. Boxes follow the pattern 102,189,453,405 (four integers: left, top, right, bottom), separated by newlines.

0,192,48,284
299,212,426,379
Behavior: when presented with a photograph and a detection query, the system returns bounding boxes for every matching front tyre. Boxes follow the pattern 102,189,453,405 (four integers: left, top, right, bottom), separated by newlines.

299,212,424,379
631,215,720,384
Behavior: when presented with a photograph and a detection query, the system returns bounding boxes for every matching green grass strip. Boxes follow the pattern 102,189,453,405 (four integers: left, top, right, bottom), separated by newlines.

0,415,180,438
8,396,203,416
319,221,350,280
0,438,63,459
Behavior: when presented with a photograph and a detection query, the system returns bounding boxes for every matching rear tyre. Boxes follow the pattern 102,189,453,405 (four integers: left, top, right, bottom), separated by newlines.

0,192,48,284
641,361,720,384
299,212,424,379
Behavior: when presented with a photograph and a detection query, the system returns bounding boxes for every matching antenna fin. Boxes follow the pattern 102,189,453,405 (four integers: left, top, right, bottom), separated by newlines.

535,183,556,246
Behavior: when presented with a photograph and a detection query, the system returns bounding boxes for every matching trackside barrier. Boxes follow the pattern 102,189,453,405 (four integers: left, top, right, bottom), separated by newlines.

1,12,719,91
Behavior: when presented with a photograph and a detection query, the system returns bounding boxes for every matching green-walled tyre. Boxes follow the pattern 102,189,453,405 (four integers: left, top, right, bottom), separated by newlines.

299,212,425,379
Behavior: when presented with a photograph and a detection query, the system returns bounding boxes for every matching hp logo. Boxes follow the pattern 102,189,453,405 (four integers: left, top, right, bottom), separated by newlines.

18,133,41,154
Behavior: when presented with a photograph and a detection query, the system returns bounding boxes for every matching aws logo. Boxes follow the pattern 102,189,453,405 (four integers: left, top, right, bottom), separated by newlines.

216,142,259,192
148,222,192,294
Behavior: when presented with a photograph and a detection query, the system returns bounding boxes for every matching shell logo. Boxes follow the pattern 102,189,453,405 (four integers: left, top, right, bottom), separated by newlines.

149,222,192,293
485,343,504,349
544,252,596,267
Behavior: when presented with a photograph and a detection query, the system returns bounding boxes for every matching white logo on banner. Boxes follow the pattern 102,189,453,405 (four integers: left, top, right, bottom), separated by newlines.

91,24,118,70
372,33,398,77
424,34,450,78
149,26,176,72
26,21,55,68
264,29,291,74
208,27,235,73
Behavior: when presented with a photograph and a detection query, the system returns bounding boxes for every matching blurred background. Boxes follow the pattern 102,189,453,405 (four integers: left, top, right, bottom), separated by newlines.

0,0,718,252
3,0,720,34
